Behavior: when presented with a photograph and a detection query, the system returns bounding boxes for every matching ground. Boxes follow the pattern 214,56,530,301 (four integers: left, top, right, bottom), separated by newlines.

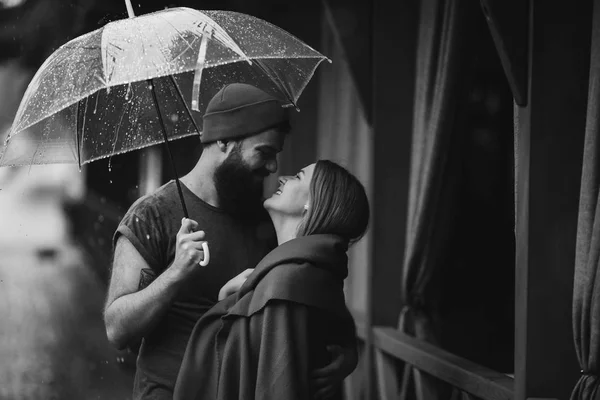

0,248,134,399
0,165,134,399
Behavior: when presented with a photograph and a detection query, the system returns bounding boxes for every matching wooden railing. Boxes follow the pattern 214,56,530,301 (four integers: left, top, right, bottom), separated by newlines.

349,313,517,400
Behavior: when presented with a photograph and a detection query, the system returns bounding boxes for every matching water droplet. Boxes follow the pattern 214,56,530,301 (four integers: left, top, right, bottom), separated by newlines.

109,179,113,184
125,83,132,101
146,234,150,240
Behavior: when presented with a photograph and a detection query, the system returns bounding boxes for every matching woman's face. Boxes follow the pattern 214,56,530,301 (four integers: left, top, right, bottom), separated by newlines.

263,163,316,216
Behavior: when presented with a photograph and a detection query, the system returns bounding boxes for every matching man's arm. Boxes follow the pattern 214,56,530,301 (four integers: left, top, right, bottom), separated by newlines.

311,309,359,399
103,218,206,349
103,235,183,349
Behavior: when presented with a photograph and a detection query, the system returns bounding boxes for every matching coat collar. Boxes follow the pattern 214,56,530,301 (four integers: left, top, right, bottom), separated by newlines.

235,234,349,300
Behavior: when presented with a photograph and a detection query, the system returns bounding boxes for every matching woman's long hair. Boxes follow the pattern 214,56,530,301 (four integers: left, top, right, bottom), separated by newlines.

296,160,370,245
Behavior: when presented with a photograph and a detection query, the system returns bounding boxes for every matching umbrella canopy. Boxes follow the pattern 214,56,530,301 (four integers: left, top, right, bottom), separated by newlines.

0,7,329,167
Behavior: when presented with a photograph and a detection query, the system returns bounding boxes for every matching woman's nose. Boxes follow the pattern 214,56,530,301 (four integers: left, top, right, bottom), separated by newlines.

278,176,289,185
265,158,278,174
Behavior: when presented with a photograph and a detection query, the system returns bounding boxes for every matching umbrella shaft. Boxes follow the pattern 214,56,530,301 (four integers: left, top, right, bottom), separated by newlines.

147,78,189,219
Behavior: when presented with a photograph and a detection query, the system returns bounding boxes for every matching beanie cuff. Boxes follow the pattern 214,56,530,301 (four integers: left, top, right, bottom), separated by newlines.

201,99,290,143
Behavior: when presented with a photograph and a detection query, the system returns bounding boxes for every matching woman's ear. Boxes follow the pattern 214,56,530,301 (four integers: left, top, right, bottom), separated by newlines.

216,140,229,152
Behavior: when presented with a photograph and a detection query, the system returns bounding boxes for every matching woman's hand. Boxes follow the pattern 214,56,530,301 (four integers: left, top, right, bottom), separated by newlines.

310,344,359,400
218,268,254,300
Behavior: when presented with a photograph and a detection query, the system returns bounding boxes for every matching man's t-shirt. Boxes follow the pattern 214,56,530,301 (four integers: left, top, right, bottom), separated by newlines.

113,180,277,400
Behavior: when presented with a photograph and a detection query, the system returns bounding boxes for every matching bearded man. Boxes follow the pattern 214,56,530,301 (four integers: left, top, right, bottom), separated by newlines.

103,83,356,400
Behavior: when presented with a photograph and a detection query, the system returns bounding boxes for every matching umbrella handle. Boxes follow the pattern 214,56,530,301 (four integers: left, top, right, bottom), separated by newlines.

199,241,210,267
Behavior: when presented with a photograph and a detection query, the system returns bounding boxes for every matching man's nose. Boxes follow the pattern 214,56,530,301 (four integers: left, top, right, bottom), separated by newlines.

266,158,278,174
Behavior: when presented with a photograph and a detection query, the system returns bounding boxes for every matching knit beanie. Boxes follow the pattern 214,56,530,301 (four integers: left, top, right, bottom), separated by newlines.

201,83,291,143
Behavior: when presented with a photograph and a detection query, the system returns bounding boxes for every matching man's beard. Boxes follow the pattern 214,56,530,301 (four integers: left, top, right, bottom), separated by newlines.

213,149,269,222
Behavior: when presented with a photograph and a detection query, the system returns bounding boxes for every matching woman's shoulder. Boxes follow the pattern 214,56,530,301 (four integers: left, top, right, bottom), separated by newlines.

258,261,334,287
252,262,348,316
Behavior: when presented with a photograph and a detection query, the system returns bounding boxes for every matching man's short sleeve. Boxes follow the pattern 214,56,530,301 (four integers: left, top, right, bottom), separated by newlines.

113,199,167,274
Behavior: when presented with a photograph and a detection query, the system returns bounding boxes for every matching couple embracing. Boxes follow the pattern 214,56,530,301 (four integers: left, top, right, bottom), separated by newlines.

104,83,370,400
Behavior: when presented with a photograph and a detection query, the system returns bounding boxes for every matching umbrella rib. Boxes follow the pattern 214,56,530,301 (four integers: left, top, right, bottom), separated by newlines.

253,59,297,109
79,97,89,161
75,100,81,170
29,121,51,169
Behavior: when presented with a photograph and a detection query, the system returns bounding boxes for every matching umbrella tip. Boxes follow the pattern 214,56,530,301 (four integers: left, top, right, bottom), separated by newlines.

125,0,136,18
282,103,299,112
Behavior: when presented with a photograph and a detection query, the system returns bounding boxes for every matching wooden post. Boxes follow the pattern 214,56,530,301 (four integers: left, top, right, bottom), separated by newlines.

514,1,592,399
139,148,162,196
370,0,418,334
369,0,418,398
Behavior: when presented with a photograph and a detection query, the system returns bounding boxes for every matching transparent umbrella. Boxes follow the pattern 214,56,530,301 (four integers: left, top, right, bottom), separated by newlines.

0,1,329,217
